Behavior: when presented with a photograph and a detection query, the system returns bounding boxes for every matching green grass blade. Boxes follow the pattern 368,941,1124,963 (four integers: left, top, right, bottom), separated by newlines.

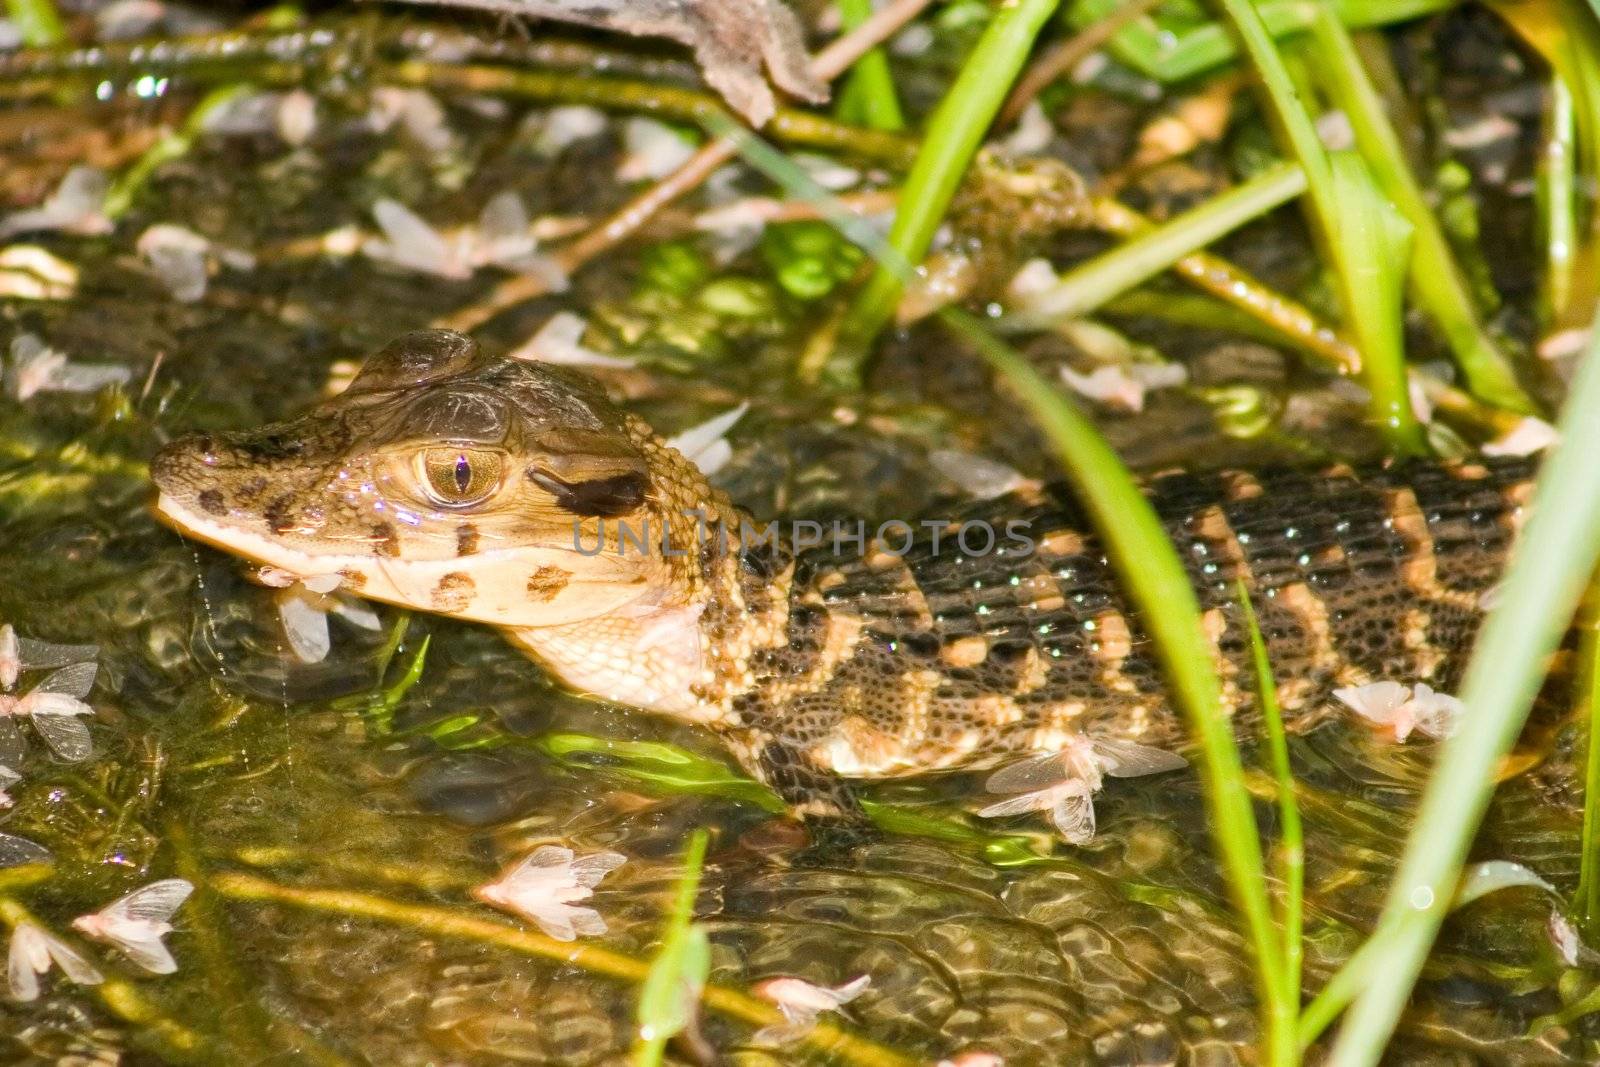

836,0,906,131
940,309,1293,1065
1211,0,1428,455
1576,620,1600,932
1327,317,1600,1065
635,829,711,1066
1005,161,1306,326
1323,151,1418,452
830,0,1061,385
1238,583,1304,1031
1305,8,1534,413
1066,0,1455,84
1538,75,1578,326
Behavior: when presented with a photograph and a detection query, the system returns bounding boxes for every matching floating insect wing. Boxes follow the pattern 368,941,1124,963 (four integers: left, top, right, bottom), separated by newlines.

98,923,176,974
983,751,1076,796
7,923,101,1001
0,625,16,690
14,637,97,673
0,720,26,769
1047,780,1097,845
0,832,49,868
478,190,529,242
37,661,97,700
6,925,49,1002
105,879,193,925
80,879,192,974
976,787,1058,819
569,850,627,889
1092,739,1189,778
507,844,575,884
28,655,96,687
30,706,92,762
983,737,1184,795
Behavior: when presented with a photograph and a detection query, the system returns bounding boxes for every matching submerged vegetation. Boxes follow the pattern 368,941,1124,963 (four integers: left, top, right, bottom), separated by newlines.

1,0,1600,1062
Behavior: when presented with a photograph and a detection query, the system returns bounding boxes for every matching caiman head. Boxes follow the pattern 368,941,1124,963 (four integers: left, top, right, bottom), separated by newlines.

150,330,735,637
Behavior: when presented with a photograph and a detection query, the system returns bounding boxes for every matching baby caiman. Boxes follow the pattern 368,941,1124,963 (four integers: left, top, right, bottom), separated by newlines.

149,329,1534,817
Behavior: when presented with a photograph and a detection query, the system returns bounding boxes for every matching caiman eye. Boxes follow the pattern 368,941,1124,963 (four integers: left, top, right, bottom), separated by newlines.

416,448,503,507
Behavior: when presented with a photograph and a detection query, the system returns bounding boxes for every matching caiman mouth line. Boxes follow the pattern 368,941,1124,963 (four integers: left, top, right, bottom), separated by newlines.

154,491,345,578
150,328,1538,820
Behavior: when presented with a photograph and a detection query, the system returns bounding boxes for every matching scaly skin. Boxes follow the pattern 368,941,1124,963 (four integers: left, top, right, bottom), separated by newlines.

150,330,1535,816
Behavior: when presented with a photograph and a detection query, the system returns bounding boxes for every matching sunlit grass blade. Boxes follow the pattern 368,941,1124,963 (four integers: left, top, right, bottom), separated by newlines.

215,872,919,1067
1538,76,1578,327
634,830,711,1067
1300,860,1558,1047
835,0,905,132
1324,151,1417,450
1211,0,1428,455
4,0,64,47
830,0,1061,385
1489,0,1600,332
105,84,258,219
537,733,786,811
1004,161,1306,326
941,309,1293,1066
1066,0,1455,84
331,631,429,736
1327,314,1600,1066
1305,7,1535,413
1575,613,1600,932
1238,583,1304,1033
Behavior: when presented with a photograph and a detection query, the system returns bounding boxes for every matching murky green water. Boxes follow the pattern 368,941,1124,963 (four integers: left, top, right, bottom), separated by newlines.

0,7,1596,1065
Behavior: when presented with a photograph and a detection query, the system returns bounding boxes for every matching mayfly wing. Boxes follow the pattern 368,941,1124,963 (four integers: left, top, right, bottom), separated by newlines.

569,851,626,888
983,751,1070,795
104,879,193,924
43,933,103,985
37,661,97,700
1048,781,1097,844
501,845,573,886
15,638,97,671
1092,738,1189,778
0,832,50,868
99,927,176,975
6,926,43,1001
0,625,17,689
976,788,1056,819
0,720,26,769
30,710,92,762
478,189,530,240
566,906,609,939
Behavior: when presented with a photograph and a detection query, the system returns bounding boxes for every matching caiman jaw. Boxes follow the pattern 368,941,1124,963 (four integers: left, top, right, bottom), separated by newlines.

151,488,658,629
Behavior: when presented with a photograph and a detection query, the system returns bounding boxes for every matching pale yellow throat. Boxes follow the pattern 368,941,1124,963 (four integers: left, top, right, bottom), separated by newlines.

504,600,735,726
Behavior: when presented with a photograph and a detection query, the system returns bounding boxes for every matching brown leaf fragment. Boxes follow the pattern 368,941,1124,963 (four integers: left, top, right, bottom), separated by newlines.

393,0,827,125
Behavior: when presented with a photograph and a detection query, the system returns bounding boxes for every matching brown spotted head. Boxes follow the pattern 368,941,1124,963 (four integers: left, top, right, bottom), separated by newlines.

151,329,712,627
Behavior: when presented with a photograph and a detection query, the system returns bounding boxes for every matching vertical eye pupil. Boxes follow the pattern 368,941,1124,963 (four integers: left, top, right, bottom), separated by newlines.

453,455,472,493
